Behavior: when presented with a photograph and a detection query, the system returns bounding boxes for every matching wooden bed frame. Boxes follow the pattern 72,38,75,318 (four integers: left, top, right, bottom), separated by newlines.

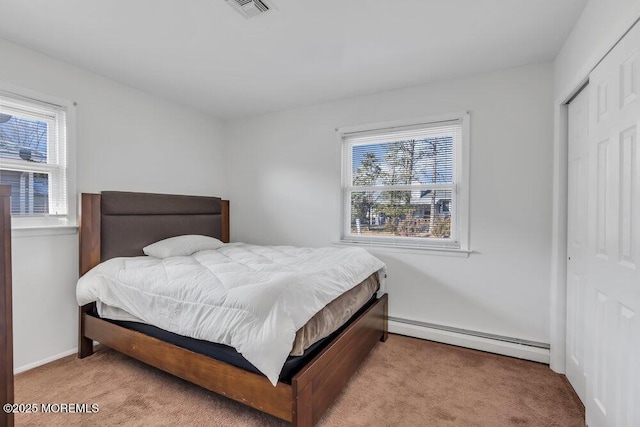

0,185,13,427
77,191,388,426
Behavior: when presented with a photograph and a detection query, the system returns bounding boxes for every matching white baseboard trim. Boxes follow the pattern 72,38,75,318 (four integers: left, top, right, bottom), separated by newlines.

13,322,550,374
389,320,550,364
14,347,78,374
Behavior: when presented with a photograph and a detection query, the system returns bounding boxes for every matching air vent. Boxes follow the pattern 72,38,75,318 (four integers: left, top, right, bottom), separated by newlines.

225,0,274,18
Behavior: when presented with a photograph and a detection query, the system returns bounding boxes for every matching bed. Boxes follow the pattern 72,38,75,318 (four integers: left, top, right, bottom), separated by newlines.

77,191,388,426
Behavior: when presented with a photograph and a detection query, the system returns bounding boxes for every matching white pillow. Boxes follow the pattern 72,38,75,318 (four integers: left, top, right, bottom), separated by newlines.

143,235,225,258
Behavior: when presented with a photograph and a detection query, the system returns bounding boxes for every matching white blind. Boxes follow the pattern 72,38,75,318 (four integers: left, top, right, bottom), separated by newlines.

343,119,463,248
0,91,69,217
344,119,461,144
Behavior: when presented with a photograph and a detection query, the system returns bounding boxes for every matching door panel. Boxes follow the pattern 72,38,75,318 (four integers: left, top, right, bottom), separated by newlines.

585,20,640,427
566,86,589,403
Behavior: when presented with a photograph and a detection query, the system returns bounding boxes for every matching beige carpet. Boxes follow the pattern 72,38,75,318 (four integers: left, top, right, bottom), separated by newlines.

14,334,584,426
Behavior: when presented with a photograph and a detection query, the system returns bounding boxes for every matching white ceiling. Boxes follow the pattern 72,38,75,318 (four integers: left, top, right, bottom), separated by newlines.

0,0,587,120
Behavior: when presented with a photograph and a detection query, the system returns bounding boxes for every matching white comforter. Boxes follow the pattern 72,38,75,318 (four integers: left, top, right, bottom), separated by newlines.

76,243,385,385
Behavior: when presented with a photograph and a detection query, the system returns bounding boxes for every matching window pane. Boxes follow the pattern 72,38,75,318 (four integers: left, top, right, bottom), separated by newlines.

0,169,49,215
350,189,452,238
352,137,453,186
0,113,48,163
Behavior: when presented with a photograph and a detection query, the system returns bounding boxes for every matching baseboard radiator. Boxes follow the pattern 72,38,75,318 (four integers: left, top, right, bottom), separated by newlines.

388,316,550,364
16,321,550,374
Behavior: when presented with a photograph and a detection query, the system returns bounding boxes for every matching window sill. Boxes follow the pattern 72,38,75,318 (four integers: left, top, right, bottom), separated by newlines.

12,224,78,238
333,240,471,257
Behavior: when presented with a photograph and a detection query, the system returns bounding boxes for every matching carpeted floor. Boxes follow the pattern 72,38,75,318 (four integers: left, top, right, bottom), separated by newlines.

13,334,584,426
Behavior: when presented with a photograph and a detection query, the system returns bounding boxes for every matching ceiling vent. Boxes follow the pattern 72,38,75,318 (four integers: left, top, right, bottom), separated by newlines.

225,0,275,18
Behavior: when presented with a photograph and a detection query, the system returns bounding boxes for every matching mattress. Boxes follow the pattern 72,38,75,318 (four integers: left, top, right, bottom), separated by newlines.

290,272,379,355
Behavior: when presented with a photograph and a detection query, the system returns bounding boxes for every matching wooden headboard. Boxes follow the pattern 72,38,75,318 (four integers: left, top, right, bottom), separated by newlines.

79,191,229,276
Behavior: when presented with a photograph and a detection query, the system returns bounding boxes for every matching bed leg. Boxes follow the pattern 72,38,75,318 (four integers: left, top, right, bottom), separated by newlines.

292,382,313,427
380,293,389,342
78,304,94,358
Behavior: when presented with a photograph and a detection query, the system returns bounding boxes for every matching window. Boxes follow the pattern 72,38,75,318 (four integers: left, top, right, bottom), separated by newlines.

340,113,469,250
0,87,75,228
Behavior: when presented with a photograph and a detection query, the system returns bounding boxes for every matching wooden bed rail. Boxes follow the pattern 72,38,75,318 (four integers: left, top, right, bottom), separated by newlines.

292,293,388,425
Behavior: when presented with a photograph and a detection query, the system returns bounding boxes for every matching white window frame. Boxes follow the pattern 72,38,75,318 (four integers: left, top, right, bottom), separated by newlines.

0,82,76,231
339,112,470,252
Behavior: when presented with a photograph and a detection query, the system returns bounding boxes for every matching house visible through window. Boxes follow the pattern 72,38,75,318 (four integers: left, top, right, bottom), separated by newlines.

0,89,71,226
340,113,469,250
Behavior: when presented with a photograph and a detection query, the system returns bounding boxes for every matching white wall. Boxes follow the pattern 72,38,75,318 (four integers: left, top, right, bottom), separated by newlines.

225,63,554,345
0,37,228,371
554,0,640,99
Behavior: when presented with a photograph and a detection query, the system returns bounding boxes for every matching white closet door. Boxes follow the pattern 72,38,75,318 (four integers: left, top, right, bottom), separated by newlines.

585,20,640,427
566,85,589,404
